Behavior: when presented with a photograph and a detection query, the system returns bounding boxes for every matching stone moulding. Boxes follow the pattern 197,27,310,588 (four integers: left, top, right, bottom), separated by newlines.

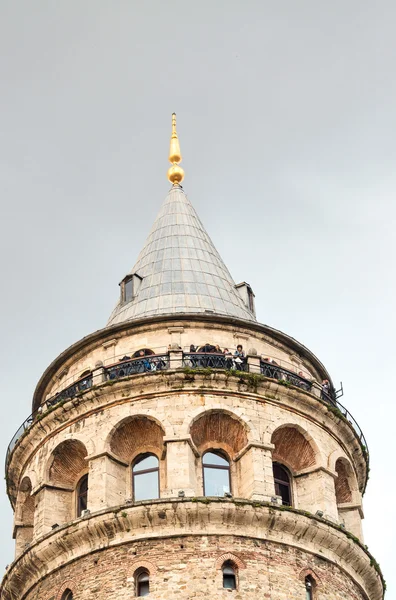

0,499,384,600
6,369,367,506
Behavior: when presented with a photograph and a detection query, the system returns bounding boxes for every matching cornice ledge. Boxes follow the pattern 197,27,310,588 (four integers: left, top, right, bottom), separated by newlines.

0,499,384,600
234,441,275,462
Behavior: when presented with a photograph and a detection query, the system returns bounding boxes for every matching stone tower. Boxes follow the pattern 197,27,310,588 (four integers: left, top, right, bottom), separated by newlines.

1,116,384,600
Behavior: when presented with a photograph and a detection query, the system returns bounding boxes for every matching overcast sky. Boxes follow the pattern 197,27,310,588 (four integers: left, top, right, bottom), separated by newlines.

0,0,395,596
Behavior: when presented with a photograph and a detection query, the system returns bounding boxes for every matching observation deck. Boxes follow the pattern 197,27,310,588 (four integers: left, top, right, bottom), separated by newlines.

6,349,368,493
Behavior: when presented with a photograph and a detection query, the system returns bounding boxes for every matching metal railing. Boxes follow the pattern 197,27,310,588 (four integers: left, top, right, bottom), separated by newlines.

5,352,368,473
260,361,313,393
104,354,169,380
183,352,248,371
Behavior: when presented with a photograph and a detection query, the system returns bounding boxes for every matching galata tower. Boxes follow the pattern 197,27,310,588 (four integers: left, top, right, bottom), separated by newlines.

1,116,384,600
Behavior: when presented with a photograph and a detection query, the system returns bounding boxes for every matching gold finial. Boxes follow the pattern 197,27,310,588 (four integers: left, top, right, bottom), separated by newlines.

167,112,184,185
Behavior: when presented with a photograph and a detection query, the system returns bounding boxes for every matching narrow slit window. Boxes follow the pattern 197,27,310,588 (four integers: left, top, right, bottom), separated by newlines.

305,575,314,600
222,561,237,590
203,451,231,497
77,474,88,517
136,570,150,596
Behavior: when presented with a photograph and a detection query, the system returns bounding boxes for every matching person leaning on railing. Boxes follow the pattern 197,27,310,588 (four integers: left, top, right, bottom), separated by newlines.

233,345,245,369
321,379,331,401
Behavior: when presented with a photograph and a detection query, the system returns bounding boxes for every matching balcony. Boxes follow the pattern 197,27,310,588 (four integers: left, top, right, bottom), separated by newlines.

5,351,368,473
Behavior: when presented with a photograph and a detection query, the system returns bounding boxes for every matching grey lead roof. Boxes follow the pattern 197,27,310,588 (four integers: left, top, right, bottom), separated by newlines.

107,185,256,326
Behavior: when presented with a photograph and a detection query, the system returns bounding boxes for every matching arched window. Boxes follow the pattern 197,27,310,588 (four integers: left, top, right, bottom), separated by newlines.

77,474,88,517
133,348,155,357
203,451,231,496
222,561,237,589
305,575,314,599
273,463,292,506
133,454,159,501
61,590,74,600
135,569,150,596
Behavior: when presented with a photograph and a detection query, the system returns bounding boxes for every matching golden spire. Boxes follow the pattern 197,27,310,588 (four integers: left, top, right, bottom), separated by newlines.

167,113,184,185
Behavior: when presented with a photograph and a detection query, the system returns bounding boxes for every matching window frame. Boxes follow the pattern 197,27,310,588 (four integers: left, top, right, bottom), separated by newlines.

135,568,150,597
305,575,315,599
222,560,237,590
76,473,88,518
132,453,160,502
272,462,292,506
202,449,231,497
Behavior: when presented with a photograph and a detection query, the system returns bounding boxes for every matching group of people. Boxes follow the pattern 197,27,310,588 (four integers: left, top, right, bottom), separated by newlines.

187,344,246,370
112,346,333,399
111,350,166,376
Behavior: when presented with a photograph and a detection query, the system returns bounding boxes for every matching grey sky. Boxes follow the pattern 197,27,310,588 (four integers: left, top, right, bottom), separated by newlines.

0,0,394,594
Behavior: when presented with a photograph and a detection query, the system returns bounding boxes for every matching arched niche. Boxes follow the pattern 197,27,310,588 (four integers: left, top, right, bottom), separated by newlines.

109,416,165,464
48,439,88,488
190,410,249,498
190,410,248,458
334,457,362,539
34,440,89,531
271,425,317,472
107,416,165,501
335,457,356,504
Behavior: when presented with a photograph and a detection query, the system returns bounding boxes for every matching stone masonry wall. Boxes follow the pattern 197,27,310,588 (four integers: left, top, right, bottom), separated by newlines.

26,535,367,600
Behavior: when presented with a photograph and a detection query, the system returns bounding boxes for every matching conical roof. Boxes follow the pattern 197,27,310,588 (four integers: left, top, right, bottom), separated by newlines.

107,185,256,325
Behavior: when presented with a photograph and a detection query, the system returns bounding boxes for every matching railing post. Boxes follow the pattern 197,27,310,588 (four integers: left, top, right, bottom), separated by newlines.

247,348,261,374
92,361,106,386
168,346,183,370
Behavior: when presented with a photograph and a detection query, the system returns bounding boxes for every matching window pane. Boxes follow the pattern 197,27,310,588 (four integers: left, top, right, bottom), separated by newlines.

273,463,289,482
138,580,150,596
274,481,291,506
203,452,229,467
204,466,230,496
134,471,159,501
125,279,133,302
133,455,158,472
223,566,236,590
137,572,150,597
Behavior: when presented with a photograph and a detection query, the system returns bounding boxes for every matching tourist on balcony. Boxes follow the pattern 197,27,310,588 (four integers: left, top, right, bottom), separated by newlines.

190,344,197,352
119,355,130,361
138,350,151,372
298,370,311,391
200,343,216,353
233,345,245,369
214,344,222,353
321,379,330,400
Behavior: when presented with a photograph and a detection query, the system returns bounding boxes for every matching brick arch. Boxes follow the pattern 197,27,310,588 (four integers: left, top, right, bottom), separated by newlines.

55,579,78,599
271,425,317,472
335,457,355,503
108,415,165,464
215,552,246,570
190,410,248,459
182,404,259,442
129,559,158,576
299,568,322,588
47,439,88,487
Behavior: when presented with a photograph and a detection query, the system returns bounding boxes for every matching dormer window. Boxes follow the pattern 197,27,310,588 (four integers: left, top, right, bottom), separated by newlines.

120,273,142,304
235,282,256,316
